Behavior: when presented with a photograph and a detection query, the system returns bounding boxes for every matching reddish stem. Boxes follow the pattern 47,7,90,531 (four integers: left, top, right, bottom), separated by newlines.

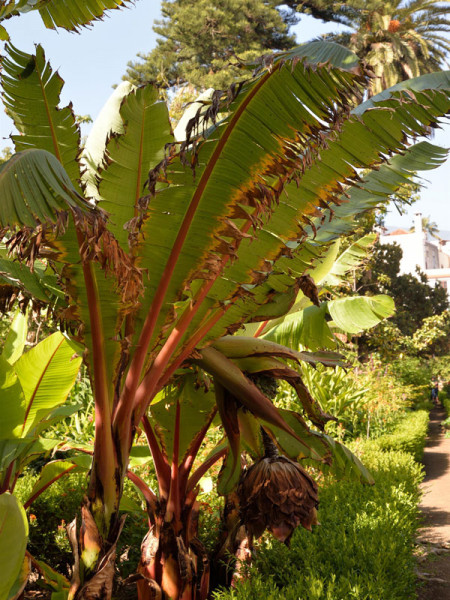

187,447,227,493
141,415,171,498
75,228,118,533
254,320,269,337
24,465,77,509
178,407,218,496
134,307,228,426
0,460,14,494
166,400,181,523
126,469,157,513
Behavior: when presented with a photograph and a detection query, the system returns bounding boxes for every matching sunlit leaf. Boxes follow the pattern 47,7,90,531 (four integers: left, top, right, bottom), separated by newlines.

0,493,28,600
328,295,395,334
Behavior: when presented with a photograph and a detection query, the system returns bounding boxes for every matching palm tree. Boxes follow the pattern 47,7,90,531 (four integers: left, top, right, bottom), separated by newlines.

409,215,440,239
297,0,450,96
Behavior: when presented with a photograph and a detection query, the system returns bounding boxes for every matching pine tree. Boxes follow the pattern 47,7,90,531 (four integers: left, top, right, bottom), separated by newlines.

123,0,297,90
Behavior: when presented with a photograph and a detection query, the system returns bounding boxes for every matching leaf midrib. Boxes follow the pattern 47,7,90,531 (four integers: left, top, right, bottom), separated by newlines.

21,337,64,435
35,56,63,165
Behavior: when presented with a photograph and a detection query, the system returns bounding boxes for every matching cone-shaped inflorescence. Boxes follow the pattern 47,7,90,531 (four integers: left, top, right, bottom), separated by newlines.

238,429,318,544
247,374,279,401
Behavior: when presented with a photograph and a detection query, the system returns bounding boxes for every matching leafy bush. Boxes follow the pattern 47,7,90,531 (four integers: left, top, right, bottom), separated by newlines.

389,357,432,406
213,448,423,600
280,359,411,441
441,390,450,416
365,410,429,462
14,472,85,576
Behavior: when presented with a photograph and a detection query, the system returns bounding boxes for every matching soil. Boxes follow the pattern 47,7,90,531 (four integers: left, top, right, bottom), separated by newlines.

416,405,450,600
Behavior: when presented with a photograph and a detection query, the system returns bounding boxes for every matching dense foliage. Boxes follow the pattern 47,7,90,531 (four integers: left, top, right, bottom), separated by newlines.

358,242,448,345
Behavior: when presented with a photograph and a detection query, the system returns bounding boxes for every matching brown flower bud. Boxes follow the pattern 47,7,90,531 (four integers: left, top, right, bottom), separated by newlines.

238,454,319,544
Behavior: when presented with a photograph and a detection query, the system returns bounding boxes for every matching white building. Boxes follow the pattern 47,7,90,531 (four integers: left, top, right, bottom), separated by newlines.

379,213,450,296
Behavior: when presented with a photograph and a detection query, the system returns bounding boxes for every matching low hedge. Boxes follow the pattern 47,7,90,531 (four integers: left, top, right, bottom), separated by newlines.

367,409,429,462
441,391,450,417
213,448,424,600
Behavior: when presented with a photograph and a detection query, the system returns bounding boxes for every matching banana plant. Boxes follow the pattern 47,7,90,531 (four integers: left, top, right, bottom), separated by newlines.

1,38,450,599
0,311,81,599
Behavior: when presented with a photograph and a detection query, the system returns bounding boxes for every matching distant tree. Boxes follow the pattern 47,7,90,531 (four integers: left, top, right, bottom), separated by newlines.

295,0,450,96
0,147,13,164
124,0,297,90
409,215,440,240
359,242,448,338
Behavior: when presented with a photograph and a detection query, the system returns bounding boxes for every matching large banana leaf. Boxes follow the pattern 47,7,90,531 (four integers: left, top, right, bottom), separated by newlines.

328,295,395,334
24,455,92,509
148,375,216,464
322,234,377,287
98,85,173,251
80,82,134,202
2,44,81,186
14,332,81,436
121,42,365,363
262,294,395,349
0,493,28,600
262,304,336,351
0,355,26,439
37,0,132,31
1,311,27,366
0,150,84,228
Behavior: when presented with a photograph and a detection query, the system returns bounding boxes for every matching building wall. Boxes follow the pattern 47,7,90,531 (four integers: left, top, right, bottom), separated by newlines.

379,214,450,299
379,229,426,275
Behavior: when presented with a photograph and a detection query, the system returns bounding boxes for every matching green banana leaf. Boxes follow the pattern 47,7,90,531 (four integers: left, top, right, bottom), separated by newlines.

328,295,395,334
263,304,336,351
6,553,30,600
322,234,377,286
1,311,27,365
24,455,92,508
263,294,395,349
0,493,28,600
80,81,134,202
2,44,81,186
0,320,82,494
314,141,449,243
14,332,82,436
0,149,83,228
98,84,173,251
149,374,216,464
0,356,26,439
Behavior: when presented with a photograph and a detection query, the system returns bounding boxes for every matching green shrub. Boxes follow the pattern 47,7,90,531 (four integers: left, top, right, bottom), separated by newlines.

441,391,450,418
368,410,429,462
213,449,423,600
15,472,85,576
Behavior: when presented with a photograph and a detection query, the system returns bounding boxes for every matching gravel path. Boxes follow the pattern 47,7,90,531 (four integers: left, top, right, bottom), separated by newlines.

417,406,450,600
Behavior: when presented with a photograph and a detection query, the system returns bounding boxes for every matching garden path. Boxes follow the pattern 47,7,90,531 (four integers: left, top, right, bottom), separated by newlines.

417,405,450,600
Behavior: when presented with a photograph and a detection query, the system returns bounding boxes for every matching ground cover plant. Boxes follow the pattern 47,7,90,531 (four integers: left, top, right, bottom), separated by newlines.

2,4,450,600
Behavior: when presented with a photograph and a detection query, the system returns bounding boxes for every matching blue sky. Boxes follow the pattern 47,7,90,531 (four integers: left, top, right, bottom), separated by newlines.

1,1,449,230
